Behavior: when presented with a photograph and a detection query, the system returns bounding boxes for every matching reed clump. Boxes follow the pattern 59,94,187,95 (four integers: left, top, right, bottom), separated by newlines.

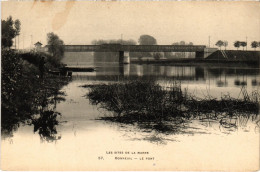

85,80,259,133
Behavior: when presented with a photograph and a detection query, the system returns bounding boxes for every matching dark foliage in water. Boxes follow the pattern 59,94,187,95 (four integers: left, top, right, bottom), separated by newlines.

32,110,61,142
85,80,259,133
1,49,70,141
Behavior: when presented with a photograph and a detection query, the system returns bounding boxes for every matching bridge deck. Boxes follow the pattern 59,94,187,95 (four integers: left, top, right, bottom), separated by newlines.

64,44,206,52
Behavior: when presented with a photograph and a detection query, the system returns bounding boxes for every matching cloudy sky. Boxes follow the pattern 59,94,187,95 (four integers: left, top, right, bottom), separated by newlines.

2,1,260,49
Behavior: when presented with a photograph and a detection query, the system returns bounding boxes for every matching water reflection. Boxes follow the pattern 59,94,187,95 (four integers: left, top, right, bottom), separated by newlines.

2,52,260,171
73,64,260,89
70,53,260,139
32,110,61,142
31,88,66,142
3,54,260,142
85,79,259,140
1,77,69,141
108,111,260,145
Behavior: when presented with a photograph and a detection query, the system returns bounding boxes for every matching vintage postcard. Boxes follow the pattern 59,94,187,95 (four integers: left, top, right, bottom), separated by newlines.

1,1,260,171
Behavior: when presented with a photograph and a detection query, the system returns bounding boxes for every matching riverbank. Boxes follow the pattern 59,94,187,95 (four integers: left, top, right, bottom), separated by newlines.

131,58,259,67
1,49,71,139
131,50,260,67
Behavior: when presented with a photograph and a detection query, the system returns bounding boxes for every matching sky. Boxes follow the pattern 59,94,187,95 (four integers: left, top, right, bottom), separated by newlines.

2,1,260,50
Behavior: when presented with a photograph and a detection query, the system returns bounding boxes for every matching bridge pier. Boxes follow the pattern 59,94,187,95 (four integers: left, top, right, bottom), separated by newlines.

119,51,130,64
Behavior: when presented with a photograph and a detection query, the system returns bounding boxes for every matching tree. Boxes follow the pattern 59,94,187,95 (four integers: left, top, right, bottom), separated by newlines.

179,41,185,45
1,16,21,48
251,41,259,50
215,40,224,50
109,39,136,45
153,52,163,60
47,32,65,65
188,42,194,58
136,35,157,60
223,41,228,50
91,39,136,45
14,20,21,49
179,41,186,57
138,35,157,45
234,41,241,50
240,41,247,50
47,32,64,57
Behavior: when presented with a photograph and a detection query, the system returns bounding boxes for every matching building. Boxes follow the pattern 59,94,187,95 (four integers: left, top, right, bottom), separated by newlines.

34,41,49,52
204,47,218,58
34,41,43,51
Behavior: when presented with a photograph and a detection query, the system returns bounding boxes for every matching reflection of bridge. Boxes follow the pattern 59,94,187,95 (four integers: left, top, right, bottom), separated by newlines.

64,44,206,64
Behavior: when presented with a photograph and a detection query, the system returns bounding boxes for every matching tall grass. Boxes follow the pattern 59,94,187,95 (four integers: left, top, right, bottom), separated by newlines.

85,80,259,133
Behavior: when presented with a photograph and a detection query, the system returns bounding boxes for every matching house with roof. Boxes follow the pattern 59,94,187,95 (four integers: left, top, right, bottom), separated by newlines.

34,41,42,50
34,41,49,52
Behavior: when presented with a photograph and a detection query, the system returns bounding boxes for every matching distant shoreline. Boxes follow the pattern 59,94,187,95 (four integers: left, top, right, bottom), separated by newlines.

131,56,260,68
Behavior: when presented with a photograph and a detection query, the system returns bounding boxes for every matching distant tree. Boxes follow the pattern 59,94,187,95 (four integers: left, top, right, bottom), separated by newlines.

172,41,192,45
188,42,194,57
251,41,259,50
136,35,157,60
121,39,136,45
1,16,21,48
171,41,194,58
179,41,185,45
179,41,186,57
138,35,157,45
215,40,224,50
47,32,64,63
91,39,136,45
14,20,21,49
109,39,136,45
234,41,241,50
153,52,163,60
91,39,108,45
240,41,247,50
223,41,228,50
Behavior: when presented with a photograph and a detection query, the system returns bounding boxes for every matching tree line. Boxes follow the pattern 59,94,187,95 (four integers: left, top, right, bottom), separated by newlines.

1,16,69,139
2,16,65,66
1,16,21,49
215,40,260,50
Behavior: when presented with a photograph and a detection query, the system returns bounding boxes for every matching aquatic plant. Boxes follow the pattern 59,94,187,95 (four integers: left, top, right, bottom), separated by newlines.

85,80,259,133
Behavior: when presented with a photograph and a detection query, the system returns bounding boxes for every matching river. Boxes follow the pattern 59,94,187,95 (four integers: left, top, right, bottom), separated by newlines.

1,56,260,171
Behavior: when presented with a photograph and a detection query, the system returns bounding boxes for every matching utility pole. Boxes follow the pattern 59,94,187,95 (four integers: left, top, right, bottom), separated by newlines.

121,34,123,44
208,36,211,47
30,35,33,49
23,34,24,49
246,36,247,51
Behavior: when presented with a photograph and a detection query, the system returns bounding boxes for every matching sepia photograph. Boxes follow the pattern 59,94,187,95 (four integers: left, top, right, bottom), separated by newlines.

1,1,260,171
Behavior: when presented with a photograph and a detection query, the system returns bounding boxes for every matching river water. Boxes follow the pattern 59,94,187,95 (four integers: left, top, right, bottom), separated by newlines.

1,57,260,171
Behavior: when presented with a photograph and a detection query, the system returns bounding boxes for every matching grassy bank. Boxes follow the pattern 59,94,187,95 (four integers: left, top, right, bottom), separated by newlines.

1,49,70,141
84,80,259,133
